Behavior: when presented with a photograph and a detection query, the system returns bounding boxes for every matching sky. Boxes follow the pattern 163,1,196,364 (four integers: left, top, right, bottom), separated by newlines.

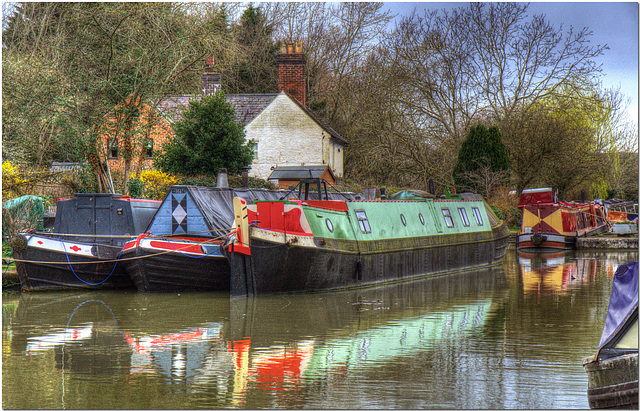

382,2,639,125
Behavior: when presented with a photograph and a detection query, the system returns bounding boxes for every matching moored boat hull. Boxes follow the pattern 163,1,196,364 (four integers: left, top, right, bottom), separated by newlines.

517,224,609,251
583,353,639,409
12,234,133,291
121,237,229,292
517,232,576,250
228,224,510,296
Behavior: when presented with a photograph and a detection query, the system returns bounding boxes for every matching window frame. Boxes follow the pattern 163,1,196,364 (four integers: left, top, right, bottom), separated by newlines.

471,207,484,226
354,209,372,234
144,138,154,158
458,207,470,227
441,208,454,228
109,137,119,158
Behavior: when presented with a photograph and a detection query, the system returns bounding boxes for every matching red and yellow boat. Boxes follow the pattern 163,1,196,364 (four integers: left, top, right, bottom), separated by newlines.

517,188,609,251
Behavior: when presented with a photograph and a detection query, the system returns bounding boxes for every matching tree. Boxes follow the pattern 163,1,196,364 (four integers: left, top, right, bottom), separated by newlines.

504,85,626,197
154,92,254,176
264,2,393,120
2,3,235,190
220,5,279,94
343,2,607,191
453,125,510,196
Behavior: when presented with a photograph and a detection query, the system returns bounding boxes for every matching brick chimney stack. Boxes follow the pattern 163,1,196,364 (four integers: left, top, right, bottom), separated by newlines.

277,41,306,107
202,55,221,95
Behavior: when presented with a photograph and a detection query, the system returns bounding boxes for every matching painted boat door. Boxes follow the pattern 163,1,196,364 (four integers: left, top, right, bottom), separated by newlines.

427,200,443,233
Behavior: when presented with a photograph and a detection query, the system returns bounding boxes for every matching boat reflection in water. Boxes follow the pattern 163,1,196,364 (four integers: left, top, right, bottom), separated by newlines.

517,251,631,297
5,265,507,407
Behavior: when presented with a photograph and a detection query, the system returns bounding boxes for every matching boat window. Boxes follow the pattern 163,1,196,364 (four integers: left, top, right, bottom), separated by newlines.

325,218,334,232
442,208,454,228
355,209,371,234
472,207,483,226
400,214,407,226
419,213,425,225
458,208,470,227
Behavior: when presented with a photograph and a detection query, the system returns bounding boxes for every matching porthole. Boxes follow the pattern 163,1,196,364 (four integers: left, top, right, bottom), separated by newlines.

325,218,334,232
400,214,407,226
419,213,425,225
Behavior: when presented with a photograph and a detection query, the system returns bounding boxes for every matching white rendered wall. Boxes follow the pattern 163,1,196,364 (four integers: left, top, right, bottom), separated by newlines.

245,94,344,179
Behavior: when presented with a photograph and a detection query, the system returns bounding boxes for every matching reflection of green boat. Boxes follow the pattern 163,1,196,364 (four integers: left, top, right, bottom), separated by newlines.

304,300,491,375
228,265,508,391
228,264,507,347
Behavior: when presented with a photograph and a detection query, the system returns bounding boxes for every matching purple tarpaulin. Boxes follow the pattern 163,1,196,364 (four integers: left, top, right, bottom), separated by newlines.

598,261,638,350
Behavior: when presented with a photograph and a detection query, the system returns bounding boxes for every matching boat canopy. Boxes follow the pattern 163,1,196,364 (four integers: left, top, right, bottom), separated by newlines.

518,187,554,206
597,261,638,359
2,195,45,236
146,185,355,237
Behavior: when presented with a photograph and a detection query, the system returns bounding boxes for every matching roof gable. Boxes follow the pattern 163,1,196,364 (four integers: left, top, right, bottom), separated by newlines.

279,91,348,146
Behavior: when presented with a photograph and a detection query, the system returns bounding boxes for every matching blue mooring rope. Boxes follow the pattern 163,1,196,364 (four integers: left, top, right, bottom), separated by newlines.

59,237,123,286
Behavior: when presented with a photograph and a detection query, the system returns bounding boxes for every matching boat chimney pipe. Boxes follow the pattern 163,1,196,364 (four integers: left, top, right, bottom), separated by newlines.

217,168,228,188
241,166,250,188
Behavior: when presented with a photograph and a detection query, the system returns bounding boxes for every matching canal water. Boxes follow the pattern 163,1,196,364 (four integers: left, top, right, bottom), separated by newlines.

2,249,637,409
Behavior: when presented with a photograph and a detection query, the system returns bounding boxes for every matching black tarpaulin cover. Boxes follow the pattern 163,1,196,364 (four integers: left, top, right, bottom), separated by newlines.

598,261,638,351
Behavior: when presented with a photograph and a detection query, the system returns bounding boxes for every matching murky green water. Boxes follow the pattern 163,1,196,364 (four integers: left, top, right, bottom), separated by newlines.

3,249,637,409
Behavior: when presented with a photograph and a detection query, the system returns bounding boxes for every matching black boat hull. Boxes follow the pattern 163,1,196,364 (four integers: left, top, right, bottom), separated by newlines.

583,353,639,409
121,240,230,292
12,235,133,291
228,223,510,296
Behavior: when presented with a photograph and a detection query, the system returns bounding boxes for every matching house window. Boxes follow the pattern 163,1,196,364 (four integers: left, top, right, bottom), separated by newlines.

144,138,153,158
442,208,454,228
253,142,258,160
109,138,118,158
458,207,470,227
472,207,484,226
355,209,371,234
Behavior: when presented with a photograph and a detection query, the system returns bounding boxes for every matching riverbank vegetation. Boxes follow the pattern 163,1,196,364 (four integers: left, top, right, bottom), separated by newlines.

3,3,637,212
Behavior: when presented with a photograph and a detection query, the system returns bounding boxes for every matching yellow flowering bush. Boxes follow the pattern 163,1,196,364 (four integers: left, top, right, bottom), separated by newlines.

2,161,28,200
140,169,178,200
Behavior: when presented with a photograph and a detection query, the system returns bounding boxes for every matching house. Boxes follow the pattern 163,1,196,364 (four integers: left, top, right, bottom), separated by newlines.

155,43,347,181
99,43,347,183
267,165,337,188
98,98,174,177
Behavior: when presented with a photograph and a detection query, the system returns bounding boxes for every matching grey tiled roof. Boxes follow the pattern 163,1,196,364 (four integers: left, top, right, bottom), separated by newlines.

154,94,278,126
227,94,279,125
153,92,347,146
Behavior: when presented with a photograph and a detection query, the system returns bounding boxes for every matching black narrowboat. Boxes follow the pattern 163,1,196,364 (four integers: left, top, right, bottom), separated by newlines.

11,193,160,291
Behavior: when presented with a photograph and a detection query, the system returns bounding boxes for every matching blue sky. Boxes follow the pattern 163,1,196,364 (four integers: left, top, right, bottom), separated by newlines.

382,2,639,125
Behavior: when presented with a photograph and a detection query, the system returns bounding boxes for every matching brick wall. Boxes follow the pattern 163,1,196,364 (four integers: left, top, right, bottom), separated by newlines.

98,102,174,178
277,50,306,107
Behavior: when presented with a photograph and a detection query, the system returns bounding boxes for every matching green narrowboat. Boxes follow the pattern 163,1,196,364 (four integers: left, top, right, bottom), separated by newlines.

224,180,510,296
